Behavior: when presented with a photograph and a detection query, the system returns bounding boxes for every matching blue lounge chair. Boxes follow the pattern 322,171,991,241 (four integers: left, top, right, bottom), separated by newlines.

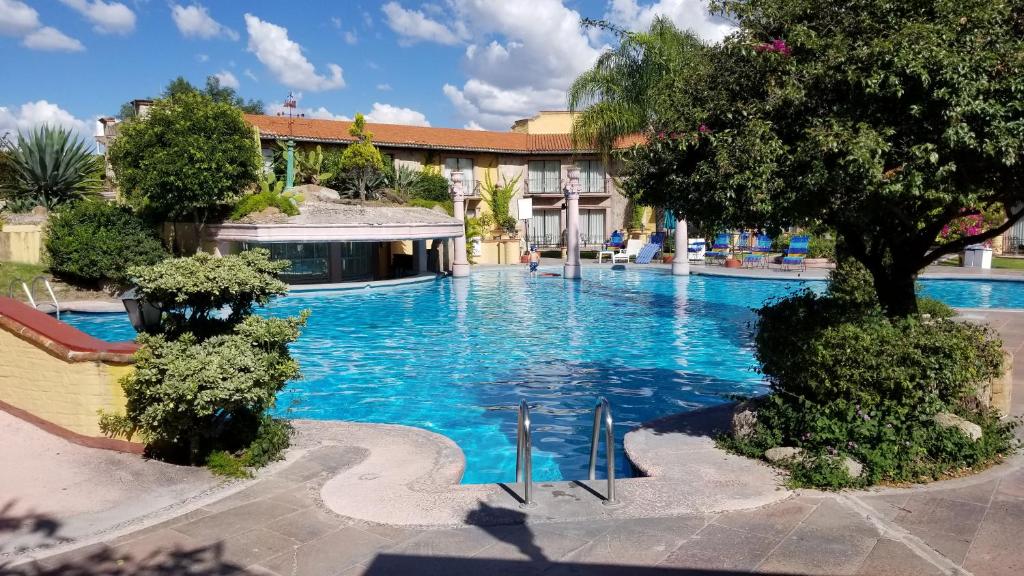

743,234,773,268
781,235,810,271
635,232,666,264
704,233,731,265
607,230,625,249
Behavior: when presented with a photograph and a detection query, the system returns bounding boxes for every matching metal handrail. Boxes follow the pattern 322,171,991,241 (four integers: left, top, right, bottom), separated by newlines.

514,399,534,506
7,278,22,299
588,397,617,504
15,276,60,320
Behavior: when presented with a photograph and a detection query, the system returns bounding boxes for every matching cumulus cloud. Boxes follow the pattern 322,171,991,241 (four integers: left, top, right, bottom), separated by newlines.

364,103,430,126
0,100,94,142
171,3,239,40
244,14,345,91
464,120,484,130
0,0,40,36
266,101,350,121
213,70,239,90
243,68,258,82
2,0,85,52
381,2,462,45
23,26,85,52
376,83,392,91
605,0,733,43
60,0,135,35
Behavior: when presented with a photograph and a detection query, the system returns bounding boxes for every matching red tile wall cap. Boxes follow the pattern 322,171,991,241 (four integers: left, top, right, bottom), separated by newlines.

0,296,138,364
0,399,144,454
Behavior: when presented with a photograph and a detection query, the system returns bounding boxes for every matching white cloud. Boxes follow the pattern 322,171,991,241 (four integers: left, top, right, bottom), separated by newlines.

244,13,345,91
0,100,93,142
23,26,85,52
60,0,135,35
244,68,258,82
196,53,208,62
266,101,350,121
381,2,462,45
0,0,40,36
170,3,239,41
605,0,733,43
364,102,430,126
344,30,358,45
464,120,484,130
376,83,392,91
331,16,342,29
213,70,239,89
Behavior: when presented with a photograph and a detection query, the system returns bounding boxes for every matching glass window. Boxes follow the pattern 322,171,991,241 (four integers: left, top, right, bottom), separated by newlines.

245,242,329,284
576,160,605,193
528,160,561,193
261,148,275,175
580,209,606,245
444,157,474,194
528,209,562,246
338,242,374,281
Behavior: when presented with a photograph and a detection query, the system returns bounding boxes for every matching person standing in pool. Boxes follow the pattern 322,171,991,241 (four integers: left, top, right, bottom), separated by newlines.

529,245,540,274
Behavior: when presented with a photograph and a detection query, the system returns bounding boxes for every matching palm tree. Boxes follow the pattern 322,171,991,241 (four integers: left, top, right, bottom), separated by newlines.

2,125,100,210
568,17,704,157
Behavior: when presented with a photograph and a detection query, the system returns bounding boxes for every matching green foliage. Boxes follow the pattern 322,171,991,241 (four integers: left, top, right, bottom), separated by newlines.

408,198,453,216
1,125,101,210
628,203,645,229
108,90,261,231
480,171,521,237
385,165,420,202
616,0,1024,316
771,232,835,260
229,173,301,220
204,417,291,477
275,142,334,186
126,248,289,337
918,297,955,320
45,200,167,286
119,75,264,119
336,113,387,201
735,287,1016,488
411,168,451,203
100,313,306,464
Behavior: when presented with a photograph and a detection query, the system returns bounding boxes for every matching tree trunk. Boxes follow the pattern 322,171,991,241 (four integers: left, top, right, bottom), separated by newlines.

871,265,919,317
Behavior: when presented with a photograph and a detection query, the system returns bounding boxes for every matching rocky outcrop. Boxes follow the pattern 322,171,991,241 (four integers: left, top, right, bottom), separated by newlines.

934,412,983,441
764,447,803,463
731,396,769,440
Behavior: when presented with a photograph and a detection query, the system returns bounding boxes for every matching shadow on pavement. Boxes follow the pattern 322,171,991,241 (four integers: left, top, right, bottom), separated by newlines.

361,554,802,575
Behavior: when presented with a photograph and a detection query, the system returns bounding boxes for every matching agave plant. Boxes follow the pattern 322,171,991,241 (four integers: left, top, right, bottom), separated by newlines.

2,125,101,210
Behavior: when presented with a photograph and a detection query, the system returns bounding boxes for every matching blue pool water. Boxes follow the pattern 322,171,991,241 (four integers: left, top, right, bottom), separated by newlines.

60,270,1024,483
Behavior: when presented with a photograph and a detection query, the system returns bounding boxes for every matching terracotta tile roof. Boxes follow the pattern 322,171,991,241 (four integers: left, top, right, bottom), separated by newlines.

244,115,644,154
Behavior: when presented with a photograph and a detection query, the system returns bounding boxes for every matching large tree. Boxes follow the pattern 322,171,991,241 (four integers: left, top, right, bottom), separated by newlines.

118,75,264,119
108,90,261,246
621,0,1024,316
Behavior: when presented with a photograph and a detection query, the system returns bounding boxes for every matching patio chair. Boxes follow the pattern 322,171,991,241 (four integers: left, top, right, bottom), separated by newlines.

780,235,810,271
635,232,666,264
687,238,706,263
611,238,643,263
704,233,732,265
743,234,773,268
607,230,625,249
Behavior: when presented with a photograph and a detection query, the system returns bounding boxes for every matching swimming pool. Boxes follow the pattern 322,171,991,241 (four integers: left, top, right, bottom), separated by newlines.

59,269,1024,483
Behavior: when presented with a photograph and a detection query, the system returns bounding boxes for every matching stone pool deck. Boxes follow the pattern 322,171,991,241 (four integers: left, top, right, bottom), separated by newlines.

2,311,1023,574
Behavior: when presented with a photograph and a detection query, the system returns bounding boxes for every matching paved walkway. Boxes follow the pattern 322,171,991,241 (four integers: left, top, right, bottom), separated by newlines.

2,314,1022,575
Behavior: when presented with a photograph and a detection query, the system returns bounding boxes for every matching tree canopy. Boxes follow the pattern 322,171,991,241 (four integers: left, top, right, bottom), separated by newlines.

617,0,1024,316
338,114,387,201
108,89,261,234
119,75,264,119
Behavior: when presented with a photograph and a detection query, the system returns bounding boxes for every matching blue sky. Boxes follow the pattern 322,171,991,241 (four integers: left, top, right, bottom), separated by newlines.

0,1,731,142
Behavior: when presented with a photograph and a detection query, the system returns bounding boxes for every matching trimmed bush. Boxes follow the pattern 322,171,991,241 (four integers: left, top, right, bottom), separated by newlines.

412,170,451,203
229,190,300,220
45,200,167,286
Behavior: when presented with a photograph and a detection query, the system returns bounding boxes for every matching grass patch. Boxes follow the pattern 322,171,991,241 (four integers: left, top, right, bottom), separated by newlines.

993,256,1024,270
0,261,48,294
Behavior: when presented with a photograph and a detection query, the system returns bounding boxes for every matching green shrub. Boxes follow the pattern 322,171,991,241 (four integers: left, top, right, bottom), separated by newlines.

229,190,300,220
411,170,451,203
772,231,836,260
408,197,453,216
734,289,1016,488
918,297,956,319
204,417,292,477
45,200,167,286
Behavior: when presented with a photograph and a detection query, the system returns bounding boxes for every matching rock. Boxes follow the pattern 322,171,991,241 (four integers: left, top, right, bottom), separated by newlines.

764,447,804,463
836,456,863,479
731,396,769,440
934,412,983,441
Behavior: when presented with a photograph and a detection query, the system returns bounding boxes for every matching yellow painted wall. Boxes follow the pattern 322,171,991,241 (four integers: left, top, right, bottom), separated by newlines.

0,223,44,264
512,111,579,134
0,327,130,437
475,240,522,265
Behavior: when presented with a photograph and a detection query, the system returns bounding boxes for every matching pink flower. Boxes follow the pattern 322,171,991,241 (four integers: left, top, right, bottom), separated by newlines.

698,123,709,133
657,131,666,140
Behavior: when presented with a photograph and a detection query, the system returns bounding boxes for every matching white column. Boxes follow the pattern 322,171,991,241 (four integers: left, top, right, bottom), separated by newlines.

563,167,582,279
413,239,427,273
672,214,690,276
450,172,470,278
214,240,231,257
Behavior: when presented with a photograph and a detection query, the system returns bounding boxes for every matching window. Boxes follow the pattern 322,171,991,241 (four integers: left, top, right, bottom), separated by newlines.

528,160,561,193
580,210,607,245
444,157,474,194
528,209,562,246
245,242,329,284
261,148,275,175
576,160,605,193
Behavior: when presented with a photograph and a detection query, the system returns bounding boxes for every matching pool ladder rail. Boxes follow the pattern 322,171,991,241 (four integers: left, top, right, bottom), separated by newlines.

514,396,618,507
7,275,60,320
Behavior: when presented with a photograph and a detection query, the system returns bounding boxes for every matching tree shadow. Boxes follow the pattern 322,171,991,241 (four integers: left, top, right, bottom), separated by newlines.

0,541,244,576
0,501,65,556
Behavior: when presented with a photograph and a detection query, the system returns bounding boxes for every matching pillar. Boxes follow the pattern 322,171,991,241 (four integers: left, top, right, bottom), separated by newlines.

563,167,582,279
413,239,427,273
285,139,296,189
213,240,232,257
672,214,690,276
450,172,470,278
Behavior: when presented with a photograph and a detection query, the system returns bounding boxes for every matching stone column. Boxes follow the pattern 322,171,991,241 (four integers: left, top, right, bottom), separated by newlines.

672,213,690,276
214,240,232,258
285,139,296,189
563,167,582,279
450,172,470,278
413,239,427,274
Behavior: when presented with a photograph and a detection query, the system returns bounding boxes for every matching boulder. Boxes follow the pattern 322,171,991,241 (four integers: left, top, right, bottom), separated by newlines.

764,447,804,463
731,396,769,440
835,456,864,479
934,412,983,441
